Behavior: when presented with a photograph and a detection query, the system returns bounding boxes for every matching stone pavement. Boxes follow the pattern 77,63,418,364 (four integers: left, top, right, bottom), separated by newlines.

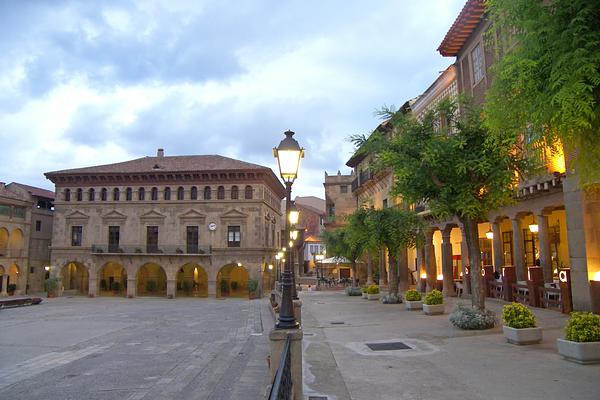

301,290,600,400
0,296,273,400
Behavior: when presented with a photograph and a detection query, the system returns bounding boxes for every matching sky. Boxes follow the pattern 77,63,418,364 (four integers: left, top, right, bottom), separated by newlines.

0,0,465,198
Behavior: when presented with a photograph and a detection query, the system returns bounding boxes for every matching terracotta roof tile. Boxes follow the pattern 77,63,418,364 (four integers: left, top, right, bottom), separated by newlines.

437,0,485,57
8,182,55,200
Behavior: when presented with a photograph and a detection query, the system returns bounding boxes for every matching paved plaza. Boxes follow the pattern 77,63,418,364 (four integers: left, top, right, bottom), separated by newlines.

0,297,271,400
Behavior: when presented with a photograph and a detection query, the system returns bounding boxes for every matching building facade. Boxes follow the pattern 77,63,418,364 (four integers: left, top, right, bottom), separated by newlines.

45,150,284,299
323,171,355,231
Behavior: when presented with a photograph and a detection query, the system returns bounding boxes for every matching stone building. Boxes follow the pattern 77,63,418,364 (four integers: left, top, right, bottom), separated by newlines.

44,149,284,299
294,196,325,275
323,171,355,231
0,182,54,295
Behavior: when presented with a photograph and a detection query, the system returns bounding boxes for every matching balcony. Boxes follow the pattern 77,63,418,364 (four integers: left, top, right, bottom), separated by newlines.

351,170,374,192
91,244,211,255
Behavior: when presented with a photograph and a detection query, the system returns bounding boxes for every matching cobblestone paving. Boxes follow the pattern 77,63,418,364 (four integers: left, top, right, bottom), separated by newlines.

0,297,271,400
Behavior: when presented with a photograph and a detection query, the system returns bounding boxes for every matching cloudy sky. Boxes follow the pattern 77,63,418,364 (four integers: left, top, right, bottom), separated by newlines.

0,0,464,197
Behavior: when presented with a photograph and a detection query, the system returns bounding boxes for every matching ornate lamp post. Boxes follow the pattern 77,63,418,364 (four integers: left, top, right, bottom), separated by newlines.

273,130,304,329
290,226,300,300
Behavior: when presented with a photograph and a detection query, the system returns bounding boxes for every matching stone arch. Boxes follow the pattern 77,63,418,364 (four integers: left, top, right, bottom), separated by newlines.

136,262,167,297
98,262,127,296
9,228,24,253
217,264,249,298
61,261,89,295
0,227,8,254
177,263,208,297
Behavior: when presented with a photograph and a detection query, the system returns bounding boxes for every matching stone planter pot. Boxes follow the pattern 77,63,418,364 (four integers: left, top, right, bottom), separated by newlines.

367,293,380,301
362,292,368,299
503,326,542,345
423,303,444,315
405,300,423,310
557,339,600,364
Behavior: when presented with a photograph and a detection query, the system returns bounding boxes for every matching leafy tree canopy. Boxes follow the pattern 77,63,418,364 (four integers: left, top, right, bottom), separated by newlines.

485,0,600,187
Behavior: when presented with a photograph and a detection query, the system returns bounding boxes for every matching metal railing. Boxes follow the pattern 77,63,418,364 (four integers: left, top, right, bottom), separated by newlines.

268,334,292,400
91,244,211,255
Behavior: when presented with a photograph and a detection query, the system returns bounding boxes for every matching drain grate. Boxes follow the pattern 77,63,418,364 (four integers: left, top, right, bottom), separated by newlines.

308,397,328,400
366,342,411,351
330,321,345,325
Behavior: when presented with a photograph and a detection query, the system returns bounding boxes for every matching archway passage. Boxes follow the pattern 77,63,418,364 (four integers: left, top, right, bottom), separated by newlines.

61,262,89,295
217,264,249,298
177,263,208,297
137,263,167,297
98,262,127,296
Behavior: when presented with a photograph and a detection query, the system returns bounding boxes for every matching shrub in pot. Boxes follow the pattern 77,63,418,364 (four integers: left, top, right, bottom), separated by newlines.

220,279,228,294
423,289,444,315
111,281,121,293
502,302,542,345
449,305,496,330
361,286,368,299
44,277,60,297
404,289,423,310
248,279,259,299
557,312,600,364
367,285,380,301
7,283,17,295
345,286,362,296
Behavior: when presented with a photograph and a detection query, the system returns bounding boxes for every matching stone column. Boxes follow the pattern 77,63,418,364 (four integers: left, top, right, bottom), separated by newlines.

208,279,217,297
537,213,553,283
424,229,437,291
492,222,503,273
167,279,176,299
511,218,526,281
1,275,8,296
88,276,97,297
269,329,303,400
441,229,455,296
127,277,136,298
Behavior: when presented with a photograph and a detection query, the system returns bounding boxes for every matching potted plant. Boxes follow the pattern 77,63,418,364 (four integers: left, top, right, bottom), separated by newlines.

7,283,16,296
423,289,444,315
44,277,60,298
367,285,380,301
248,279,259,299
404,289,423,310
502,302,542,345
146,280,157,293
231,281,238,291
361,286,368,299
220,279,229,295
557,312,600,364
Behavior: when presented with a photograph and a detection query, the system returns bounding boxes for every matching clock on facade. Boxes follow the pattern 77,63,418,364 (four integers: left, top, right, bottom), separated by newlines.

208,222,217,231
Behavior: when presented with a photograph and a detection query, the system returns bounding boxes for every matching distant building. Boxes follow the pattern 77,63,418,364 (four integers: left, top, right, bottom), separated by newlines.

0,182,54,295
323,171,355,230
294,196,325,276
44,149,284,298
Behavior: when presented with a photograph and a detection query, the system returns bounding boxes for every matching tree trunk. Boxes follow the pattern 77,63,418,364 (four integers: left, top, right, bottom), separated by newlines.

367,252,374,284
351,261,357,287
397,247,408,292
388,250,398,296
461,217,485,311
380,248,388,286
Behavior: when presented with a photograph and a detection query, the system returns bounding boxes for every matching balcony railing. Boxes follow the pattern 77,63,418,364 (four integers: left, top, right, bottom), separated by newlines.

351,170,374,192
91,244,211,255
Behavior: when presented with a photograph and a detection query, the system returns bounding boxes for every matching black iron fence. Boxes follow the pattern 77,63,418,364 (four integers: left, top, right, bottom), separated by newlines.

91,244,211,255
268,334,292,400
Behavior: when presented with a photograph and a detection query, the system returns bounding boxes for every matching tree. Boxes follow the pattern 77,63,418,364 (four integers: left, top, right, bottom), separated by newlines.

484,0,600,187
320,228,365,287
345,206,377,285
364,99,525,310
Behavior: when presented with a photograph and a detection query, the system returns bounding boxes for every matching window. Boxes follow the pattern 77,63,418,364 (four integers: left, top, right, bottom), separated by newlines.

479,238,493,266
340,185,348,193
190,186,198,200
88,188,95,201
164,187,171,200
204,186,211,200
502,231,513,266
30,266,35,274
265,224,269,247
186,226,199,253
217,186,225,200
244,185,253,199
71,226,82,246
327,204,335,218
108,226,120,252
231,185,239,200
138,187,145,200
382,199,388,209
523,229,537,266
76,188,83,201
271,226,275,247
177,186,184,200
151,187,158,201
471,42,485,84
101,188,107,201
113,188,120,201
126,187,132,201
35,220,41,231
228,226,241,247
146,226,159,253
64,189,71,201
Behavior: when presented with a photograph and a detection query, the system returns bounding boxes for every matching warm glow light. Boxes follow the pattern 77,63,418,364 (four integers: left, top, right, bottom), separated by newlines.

420,273,427,279
459,271,463,277
268,264,273,270
548,144,566,174
237,262,242,267
281,248,286,253
290,230,298,240
436,274,443,281
277,251,284,259
289,207,300,225
593,272,600,282
553,268,558,274
486,228,494,240
481,268,486,277
273,130,304,183
289,240,293,248
44,266,50,271
275,254,280,260
527,270,531,281
315,254,324,261
559,270,568,283
529,224,539,233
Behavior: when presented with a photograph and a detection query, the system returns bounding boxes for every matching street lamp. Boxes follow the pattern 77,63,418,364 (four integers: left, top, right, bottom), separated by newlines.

273,130,304,330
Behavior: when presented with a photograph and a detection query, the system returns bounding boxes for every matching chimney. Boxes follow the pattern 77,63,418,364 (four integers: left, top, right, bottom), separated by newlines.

157,148,164,158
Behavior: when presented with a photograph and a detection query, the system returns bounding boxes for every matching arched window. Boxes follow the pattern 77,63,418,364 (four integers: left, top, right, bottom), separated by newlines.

64,189,71,201
164,187,171,200
76,188,83,201
151,187,158,201
177,186,184,200
113,188,120,201
244,185,253,199
217,186,225,200
190,186,198,200
231,185,239,200
101,188,108,201
138,187,145,201
126,187,132,201
204,186,212,200
88,188,95,201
